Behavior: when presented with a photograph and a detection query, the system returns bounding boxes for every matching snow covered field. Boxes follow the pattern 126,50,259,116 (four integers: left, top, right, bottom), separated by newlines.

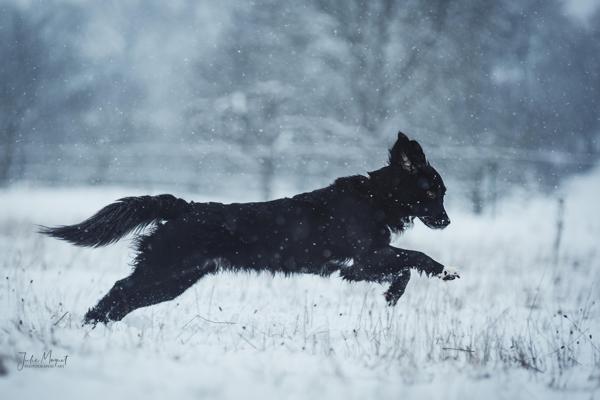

1,170,599,399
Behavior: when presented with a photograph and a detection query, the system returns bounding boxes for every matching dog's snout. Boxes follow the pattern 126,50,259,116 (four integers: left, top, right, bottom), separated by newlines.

419,211,450,229
434,216,450,228
438,211,451,227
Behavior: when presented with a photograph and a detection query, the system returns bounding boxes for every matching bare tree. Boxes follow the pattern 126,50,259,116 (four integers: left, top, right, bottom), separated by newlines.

0,5,44,185
0,2,90,185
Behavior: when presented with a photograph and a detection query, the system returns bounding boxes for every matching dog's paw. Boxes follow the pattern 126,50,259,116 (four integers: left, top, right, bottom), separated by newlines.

437,267,460,281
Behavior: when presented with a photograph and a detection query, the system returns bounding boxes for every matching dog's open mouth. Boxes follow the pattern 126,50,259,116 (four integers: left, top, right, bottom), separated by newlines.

419,215,450,229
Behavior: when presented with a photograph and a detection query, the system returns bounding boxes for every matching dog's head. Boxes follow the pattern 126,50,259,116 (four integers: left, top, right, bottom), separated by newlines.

369,132,450,230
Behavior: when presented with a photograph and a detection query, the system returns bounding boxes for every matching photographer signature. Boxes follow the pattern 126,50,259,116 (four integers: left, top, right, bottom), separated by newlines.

17,351,69,371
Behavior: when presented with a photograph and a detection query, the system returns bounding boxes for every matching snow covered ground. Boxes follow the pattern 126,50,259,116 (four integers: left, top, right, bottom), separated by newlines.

0,169,599,399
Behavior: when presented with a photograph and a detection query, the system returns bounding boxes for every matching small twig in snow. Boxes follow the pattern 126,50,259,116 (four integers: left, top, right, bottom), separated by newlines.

53,312,69,326
238,333,258,350
442,347,475,353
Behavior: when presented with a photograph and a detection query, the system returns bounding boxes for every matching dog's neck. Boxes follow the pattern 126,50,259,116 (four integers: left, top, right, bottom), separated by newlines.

333,173,414,233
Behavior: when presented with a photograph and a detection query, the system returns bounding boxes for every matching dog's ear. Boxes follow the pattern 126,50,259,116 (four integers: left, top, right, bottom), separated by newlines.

407,140,427,166
389,132,411,168
389,132,427,172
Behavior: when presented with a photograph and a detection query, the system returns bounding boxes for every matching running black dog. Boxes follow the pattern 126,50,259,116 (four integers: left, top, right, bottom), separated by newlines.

41,132,458,324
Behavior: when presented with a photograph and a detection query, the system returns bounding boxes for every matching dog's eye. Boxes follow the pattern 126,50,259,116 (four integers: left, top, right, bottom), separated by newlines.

426,190,436,199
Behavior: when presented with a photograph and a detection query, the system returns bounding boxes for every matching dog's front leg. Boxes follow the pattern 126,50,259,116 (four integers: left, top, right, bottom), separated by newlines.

341,248,412,304
342,247,458,305
384,269,411,306
388,247,457,279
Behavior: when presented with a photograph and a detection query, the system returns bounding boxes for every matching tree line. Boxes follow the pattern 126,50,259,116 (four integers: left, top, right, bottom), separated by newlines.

1,0,598,207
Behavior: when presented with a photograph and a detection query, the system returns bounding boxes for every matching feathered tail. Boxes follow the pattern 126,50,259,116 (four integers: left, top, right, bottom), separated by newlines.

39,194,191,247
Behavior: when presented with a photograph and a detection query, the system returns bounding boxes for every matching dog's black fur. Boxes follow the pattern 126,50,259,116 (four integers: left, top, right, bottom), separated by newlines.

41,132,456,325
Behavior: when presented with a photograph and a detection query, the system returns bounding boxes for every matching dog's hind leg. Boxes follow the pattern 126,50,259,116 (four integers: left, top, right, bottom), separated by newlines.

84,256,218,324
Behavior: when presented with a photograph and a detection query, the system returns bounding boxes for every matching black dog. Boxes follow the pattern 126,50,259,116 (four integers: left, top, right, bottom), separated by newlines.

41,132,458,324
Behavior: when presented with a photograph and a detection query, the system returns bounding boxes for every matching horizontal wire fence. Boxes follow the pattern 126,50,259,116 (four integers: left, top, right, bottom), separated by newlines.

5,140,598,212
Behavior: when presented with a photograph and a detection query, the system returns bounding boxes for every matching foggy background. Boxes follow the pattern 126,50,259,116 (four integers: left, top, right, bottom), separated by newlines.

2,2,600,396
1,0,599,212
